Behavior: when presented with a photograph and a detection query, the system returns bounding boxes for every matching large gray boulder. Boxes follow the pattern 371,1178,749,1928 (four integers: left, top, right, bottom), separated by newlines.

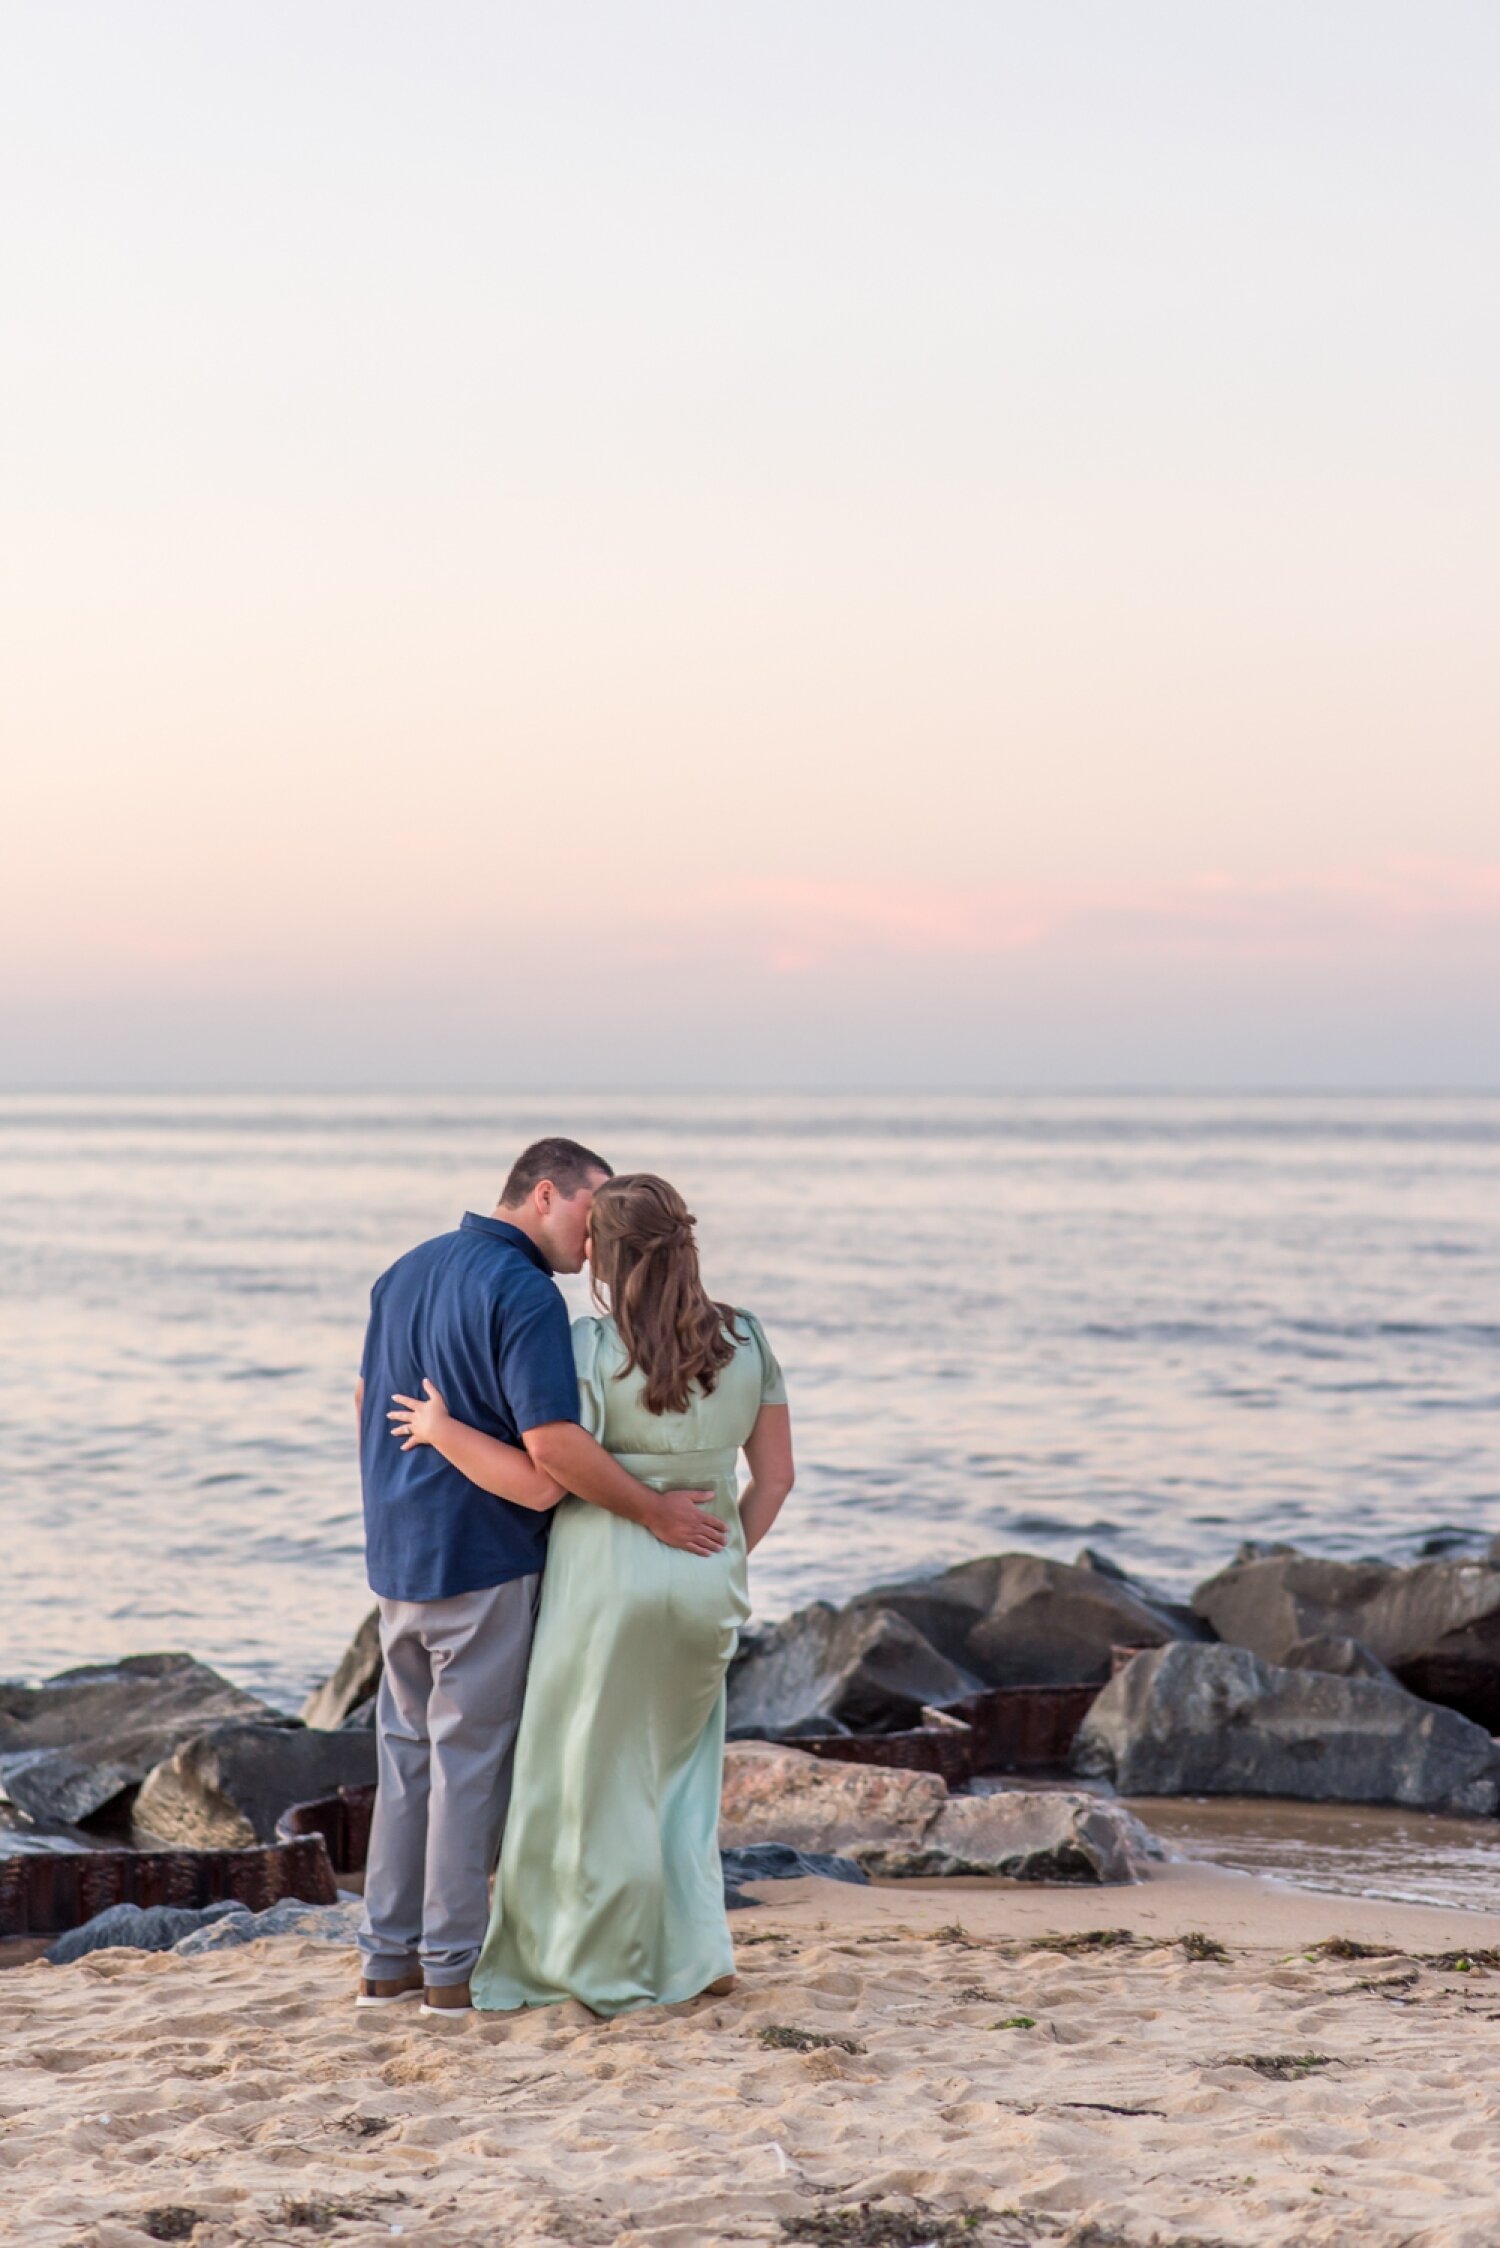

851,1551,1207,1690
132,1722,377,1848
719,1742,1156,1884
300,1609,382,1730
0,1654,275,1828
1074,1642,1500,1815
726,1603,981,1738
1193,1549,1500,1730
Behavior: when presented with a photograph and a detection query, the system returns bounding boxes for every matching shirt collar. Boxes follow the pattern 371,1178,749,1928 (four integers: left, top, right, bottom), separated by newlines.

459,1211,554,1276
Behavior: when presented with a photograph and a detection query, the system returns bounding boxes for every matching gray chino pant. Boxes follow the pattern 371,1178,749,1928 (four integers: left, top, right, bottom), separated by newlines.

357,1575,539,1987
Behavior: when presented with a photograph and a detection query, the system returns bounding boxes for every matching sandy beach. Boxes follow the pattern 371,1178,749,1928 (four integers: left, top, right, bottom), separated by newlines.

7,1861,1500,2248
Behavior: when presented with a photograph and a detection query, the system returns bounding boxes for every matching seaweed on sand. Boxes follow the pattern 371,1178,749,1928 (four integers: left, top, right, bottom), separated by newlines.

1213,2051,1334,2079
276,2196,392,2232
1177,1932,1228,1962
759,2023,866,2055
781,2203,983,2246
1064,2228,1236,2248
1307,1936,1398,1961
1337,1966,1420,1997
138,2213,201,2243
337,2113,392,2139
1028,1928,1134,1955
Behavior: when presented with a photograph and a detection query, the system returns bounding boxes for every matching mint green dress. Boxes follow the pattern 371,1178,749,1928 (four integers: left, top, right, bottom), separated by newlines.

471,1308,786,2018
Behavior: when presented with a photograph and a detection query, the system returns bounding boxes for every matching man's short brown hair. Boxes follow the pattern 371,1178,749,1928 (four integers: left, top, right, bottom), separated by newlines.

500,1136,613,1208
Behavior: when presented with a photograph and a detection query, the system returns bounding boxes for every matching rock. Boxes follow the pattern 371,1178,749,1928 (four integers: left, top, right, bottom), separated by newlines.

301,1610,383,1730
719,1743,1153,1884
725,1603,981,1738
858,1791,1157,1885
845,1556,1008,1661
132,1723,377,1848
1072,1548,1204,1639
45,1900,250,1965
1418,1527,1489,1559
726,1550,1212,1741
854,1552,1207,1690
720,1842,869,1909
721,1742,949,1850
173,1896,364,1954
0,1748,141,1829
1073,1642,1500,1815
1192,1548,1500,1730
1191,1551,1396,1663
0,1655,275,1827
1279,1634,1397,1685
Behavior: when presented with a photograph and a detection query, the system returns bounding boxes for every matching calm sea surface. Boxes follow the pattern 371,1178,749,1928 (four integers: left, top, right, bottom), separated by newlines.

3,1092,1497,1711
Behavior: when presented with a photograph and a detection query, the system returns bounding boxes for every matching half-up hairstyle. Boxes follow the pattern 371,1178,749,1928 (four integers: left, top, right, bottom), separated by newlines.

588,1174,738,1415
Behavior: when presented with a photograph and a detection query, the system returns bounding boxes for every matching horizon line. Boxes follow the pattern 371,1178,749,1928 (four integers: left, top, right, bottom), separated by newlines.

3,1082,1499,1102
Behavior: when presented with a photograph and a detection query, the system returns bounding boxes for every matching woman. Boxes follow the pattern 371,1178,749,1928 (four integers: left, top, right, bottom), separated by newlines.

388,1173,794,2016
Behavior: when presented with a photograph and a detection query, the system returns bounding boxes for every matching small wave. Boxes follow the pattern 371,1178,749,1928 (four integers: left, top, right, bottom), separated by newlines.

1285,1319,1500,1345
1007,1512,1121,1540
1081,1320,1241,1343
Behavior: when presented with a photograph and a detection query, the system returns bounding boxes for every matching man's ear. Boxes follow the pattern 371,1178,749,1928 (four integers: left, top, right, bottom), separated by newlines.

533,1179,555,1217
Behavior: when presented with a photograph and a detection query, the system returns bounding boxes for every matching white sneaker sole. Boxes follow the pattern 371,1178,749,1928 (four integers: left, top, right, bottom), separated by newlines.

354,1988,423,2008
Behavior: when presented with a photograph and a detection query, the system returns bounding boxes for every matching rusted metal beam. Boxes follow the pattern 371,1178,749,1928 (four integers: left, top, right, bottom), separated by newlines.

0,1832,337,1938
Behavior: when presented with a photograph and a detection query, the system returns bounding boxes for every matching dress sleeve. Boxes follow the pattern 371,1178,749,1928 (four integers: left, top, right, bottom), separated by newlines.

736,1310,788,1406
571,1317,609,1442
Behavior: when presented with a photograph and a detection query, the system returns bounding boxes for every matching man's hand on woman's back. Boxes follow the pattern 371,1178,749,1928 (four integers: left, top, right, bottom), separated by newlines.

646,1488,729,1555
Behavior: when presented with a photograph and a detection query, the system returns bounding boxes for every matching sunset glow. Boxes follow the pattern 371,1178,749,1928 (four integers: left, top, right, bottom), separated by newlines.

3,2,1495,1085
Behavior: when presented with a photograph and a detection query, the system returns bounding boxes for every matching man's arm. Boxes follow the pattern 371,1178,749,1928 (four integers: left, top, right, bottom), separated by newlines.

524,1422,728,1556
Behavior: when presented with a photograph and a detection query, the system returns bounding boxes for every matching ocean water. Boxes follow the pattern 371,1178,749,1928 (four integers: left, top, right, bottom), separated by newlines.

2,1091,1497,1710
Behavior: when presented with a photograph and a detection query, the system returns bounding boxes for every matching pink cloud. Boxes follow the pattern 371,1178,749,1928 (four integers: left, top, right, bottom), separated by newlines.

639,862,1500,972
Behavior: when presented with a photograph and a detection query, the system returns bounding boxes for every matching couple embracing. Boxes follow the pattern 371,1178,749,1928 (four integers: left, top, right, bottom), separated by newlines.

352,1136,794,2019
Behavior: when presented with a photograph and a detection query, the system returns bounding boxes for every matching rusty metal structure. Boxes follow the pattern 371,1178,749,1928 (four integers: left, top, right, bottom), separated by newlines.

275,1782,375,1874
0,1833,337,1939
790,1682,1102,1787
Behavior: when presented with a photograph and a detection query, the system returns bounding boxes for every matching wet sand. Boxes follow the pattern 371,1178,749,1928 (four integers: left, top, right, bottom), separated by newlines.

6,1860,1500,2247
1127,1792,1500,1917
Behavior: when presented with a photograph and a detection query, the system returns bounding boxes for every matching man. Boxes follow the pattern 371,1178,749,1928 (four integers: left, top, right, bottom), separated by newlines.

353,1135,727,2014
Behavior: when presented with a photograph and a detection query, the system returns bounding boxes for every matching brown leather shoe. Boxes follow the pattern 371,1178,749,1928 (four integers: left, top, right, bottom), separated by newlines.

355,1967,424,2008
420,1979,473,2016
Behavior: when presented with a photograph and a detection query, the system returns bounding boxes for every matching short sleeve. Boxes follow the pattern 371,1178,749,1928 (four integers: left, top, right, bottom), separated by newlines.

497,1278,581,1433
570,1317,610,1442
737,1309,787,1406
359,1275,383,1381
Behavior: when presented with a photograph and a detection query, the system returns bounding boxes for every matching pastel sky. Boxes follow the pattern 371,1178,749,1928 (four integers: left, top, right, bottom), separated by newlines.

3,1,1496,1087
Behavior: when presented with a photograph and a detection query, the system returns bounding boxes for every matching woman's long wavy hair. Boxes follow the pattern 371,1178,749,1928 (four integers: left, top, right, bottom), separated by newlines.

588,1174,738,1416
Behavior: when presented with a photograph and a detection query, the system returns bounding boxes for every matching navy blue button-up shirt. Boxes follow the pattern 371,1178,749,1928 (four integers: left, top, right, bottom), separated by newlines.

358,1213,581,1601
